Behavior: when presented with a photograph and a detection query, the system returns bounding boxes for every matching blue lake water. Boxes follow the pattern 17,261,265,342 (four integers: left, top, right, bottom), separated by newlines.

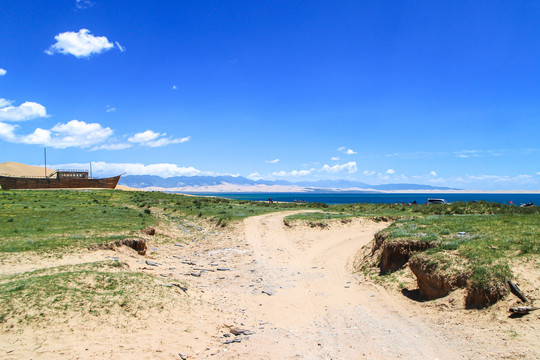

184,192,540,205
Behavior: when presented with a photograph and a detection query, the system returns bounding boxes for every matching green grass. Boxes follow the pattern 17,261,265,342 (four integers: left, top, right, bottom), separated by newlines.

0,261,179,325
0,190,154,252
0,189,320,252
379,210,539,290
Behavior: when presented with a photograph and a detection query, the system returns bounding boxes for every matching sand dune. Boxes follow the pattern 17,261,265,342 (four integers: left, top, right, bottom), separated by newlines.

0,161,56,177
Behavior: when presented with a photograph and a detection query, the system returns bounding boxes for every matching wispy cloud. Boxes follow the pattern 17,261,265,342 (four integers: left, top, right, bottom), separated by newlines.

363,170,375,176
172,85,178,90
45,29,122,58
331,156,339,161
385,169,395,174
105,105,116,113
0,68,6,76
53,162,203,178
127,130,190,148
272,169,314,177
265,158,280,164
320,161,357,174
75,0,94,9
337,146,357,155
0,99,48,122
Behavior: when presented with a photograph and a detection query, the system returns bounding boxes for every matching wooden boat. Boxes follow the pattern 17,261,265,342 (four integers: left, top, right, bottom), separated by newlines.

0,170,121,190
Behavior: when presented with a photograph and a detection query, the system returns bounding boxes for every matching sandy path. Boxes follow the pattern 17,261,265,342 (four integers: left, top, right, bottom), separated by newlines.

208,211,465,359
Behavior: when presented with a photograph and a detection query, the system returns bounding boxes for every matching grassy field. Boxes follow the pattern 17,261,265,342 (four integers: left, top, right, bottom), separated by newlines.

1,190,538,312
0,260,180,325
0,189,315,253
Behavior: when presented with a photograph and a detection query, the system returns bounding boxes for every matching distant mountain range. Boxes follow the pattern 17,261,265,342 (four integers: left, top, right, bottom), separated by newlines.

119,175,457,192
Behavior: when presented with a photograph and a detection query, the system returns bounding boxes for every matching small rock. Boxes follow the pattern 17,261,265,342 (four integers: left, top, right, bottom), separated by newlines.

190,272,201,277
230,328,248,335
151,247,159,251
175,243,183,247
172,283,188,292
217,268,230,271
262,290,274,296
178,353,188,360
223,333,231,338
224,338,241,344
145,260,159,266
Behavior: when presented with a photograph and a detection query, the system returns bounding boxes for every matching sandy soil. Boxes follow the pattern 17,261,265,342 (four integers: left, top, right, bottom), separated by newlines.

1,211,538,359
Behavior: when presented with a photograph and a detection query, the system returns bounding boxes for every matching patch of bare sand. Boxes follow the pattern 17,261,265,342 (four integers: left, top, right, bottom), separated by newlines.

1,211,538,359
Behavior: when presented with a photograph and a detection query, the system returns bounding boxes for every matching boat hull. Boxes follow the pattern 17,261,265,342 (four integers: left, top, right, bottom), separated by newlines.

0,175,121,190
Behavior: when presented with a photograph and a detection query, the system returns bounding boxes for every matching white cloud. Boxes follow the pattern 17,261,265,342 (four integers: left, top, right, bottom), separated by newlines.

128,130,160,143
83,162,202,177
106,105,116,113
0,122,17,141
429,171,437,176
45,29,118,58
0,119,113,149
265,158,280,164
172,85,178,90
0,100,48,122
320,161,357,174
331,157,339,161
247,172,262,180
454,150,480,158
0,68,6,76
93,143,133,151
363,170,375,176
337,146,357,155
115,41,125,52
272,169,314,177
385,169,396,175
128,130,190,147
75,0,94,9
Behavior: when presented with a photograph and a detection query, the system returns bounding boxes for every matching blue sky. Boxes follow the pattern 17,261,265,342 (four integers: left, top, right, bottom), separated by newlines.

1,0,540,190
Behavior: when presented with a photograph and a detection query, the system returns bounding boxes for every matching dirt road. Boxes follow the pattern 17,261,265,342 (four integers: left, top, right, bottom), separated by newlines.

207,211,466,359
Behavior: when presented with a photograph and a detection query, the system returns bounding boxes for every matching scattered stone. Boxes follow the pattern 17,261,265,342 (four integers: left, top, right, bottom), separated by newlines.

230,328,248,335
194,268,215,272
224,338,241,344
175,243,184,247
178,353,188,360
223,333,231,338
217,268,230,271
190,272,201,277
182,261,197,266
172,283,188,292
510,306,539,315
508,280,528,302
145,260,159,266
262,290,274,296
344,286,350,288
151,247,159,251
